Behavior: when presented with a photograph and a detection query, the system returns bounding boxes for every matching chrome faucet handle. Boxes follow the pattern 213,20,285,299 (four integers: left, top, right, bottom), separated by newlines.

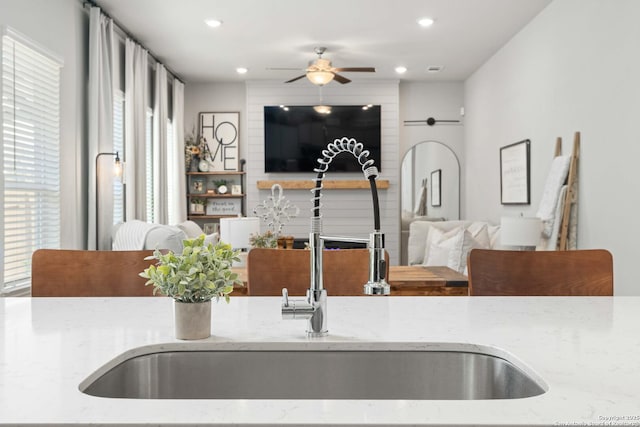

282,288,289,307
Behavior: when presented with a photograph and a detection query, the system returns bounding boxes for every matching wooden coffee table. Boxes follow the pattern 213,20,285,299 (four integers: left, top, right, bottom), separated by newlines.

232,265,468,296
387,266,468,296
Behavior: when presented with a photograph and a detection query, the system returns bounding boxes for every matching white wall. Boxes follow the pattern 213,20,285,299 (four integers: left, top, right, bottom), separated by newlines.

245,80,400,264
463,0,640,295
1,0,88,249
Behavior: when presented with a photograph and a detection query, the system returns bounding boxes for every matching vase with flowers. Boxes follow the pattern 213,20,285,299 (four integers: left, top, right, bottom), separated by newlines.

140,235,241,339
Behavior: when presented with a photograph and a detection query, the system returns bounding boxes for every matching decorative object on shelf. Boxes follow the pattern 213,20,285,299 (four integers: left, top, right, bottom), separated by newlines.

231,184,242,195
253,183,299,236
185,129,213,172
207,198,242,216
190,177,206,194
199,112,239,171
139,235,240,339
249,230,277,249
190,198,206,214
214,179,228,194
198,159,209,172
430,169,441,207
500,139,531,205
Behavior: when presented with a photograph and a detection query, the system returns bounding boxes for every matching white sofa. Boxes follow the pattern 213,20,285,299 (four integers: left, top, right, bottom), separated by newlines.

112,220,217,253
407,219,504,274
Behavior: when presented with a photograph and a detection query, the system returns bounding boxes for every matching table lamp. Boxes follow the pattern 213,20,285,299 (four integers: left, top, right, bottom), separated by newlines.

219,217,260,266
500,216,542,251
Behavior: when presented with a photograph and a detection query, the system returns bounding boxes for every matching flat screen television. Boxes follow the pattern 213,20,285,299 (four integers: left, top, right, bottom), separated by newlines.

264,105,381,173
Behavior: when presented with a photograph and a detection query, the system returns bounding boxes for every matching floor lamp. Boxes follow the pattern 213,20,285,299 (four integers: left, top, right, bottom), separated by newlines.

95,152,122,250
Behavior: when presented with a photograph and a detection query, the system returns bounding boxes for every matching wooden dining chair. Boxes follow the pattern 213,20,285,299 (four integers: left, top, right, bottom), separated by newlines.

247,248,389,296
467,249,613,296
31,249,159,297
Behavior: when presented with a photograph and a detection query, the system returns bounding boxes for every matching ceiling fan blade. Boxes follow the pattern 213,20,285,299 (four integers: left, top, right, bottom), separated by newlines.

284,74,306,83
332,73,351,84
332,67,376,72
267,67,304,71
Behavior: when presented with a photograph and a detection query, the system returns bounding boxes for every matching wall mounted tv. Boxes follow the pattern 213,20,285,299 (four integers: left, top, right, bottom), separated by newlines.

264,105,381,173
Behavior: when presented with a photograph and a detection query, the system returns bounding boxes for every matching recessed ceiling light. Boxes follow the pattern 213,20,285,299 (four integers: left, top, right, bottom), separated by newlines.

395,66,407,74
417,17,435,27
204,19,223,28
236,67,248,74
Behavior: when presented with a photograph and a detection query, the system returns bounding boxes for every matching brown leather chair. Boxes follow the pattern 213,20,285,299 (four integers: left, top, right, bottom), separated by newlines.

247,248,389,296
467,249,613,296
31,249,159,297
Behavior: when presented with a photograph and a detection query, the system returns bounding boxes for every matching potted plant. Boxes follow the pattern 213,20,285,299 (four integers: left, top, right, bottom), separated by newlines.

140,235,241,340
249,230,278,249
190,197,206,214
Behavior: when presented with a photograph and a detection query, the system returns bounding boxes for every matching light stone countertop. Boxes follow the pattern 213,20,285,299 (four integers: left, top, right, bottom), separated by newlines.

1,296,639,426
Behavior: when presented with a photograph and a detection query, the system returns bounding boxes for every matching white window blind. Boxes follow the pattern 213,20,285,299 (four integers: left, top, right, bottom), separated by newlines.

113,90,124,224
1,29,62,293
145,109,154,222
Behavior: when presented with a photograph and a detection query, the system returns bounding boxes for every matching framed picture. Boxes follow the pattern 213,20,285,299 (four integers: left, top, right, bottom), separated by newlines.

190,177,206,194
203,223,219,235
206,198,242,216
500,139,531,205
430,169,441,207
231,184,242,195
199,112,239,171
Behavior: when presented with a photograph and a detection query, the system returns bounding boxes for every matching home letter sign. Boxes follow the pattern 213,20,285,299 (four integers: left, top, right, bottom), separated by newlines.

199,112,239,171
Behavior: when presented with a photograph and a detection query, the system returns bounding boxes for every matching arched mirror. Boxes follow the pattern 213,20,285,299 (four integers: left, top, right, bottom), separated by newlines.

400,141,460,264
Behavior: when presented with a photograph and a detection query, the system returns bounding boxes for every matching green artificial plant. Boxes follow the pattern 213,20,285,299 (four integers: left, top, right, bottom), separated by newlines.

140,235,241,303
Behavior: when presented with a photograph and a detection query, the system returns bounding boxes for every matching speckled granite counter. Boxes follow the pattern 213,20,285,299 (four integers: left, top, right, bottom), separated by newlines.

1,296,639,426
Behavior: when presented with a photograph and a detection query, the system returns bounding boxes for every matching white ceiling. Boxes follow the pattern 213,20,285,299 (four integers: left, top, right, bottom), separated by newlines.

94,0,552,84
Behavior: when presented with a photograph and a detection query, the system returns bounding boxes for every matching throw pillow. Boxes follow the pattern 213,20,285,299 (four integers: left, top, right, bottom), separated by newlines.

176,220,204,238
447,229,487,274
424,225,489,274
467,222,491,248
423,226,465,267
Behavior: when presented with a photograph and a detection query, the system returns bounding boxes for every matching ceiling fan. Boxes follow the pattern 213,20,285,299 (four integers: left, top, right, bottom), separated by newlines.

272,47,375,86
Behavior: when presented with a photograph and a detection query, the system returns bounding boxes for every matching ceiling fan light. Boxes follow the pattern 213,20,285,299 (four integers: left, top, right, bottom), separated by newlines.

313,105,332,114
307,70,334,86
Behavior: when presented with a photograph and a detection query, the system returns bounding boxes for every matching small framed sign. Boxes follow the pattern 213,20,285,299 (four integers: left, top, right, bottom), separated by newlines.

190,177,206,194
500,139,531,205
206,198,242,216
231,184,242,195
203,223,219,235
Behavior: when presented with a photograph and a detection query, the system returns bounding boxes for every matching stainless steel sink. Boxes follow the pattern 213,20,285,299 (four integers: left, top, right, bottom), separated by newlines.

81,347,546,400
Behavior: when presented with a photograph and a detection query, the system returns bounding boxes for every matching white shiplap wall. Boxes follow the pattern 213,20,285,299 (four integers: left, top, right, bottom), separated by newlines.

245,80,400,264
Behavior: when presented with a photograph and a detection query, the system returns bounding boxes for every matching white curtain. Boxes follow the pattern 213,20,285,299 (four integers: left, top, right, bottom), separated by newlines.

170,80,187,223
153,64,169,224
88,7,114,250
124,38,149,221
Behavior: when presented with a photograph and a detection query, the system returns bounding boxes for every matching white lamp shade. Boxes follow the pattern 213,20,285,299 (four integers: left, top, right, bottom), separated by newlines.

500,216,542,247
219,217,260,250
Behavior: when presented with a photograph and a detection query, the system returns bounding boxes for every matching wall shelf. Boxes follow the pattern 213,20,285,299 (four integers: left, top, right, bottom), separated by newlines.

257,179,390,190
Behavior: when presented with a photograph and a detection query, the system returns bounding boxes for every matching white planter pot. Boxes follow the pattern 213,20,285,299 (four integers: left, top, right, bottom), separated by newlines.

174,300,211,340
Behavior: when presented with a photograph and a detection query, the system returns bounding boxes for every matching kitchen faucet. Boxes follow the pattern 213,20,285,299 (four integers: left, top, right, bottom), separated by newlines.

281,137,389,336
